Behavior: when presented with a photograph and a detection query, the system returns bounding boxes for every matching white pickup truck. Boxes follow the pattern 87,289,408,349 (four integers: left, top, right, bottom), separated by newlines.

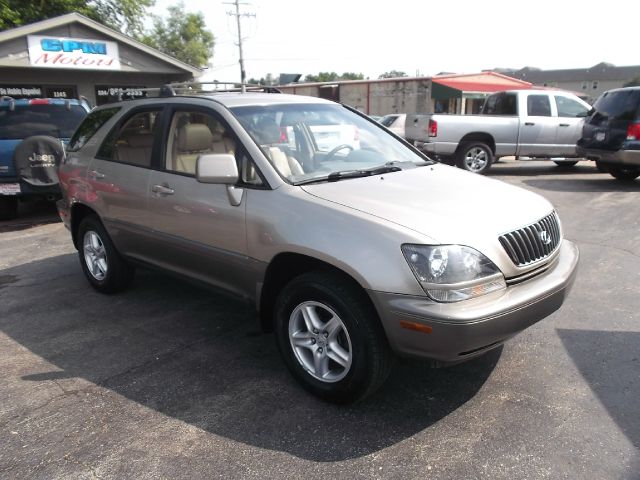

405,89,592,173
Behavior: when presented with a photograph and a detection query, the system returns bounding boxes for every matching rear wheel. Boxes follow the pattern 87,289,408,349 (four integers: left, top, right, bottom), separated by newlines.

274,271,393,403
595,161,610,173
0,196,18,221
608,166,640,181
456,142,493,174
77,215,134,293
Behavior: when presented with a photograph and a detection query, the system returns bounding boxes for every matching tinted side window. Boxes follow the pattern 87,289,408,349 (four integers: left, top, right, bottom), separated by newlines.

67,107,120,152
482,93,517,115
527,95,552,116
97,110,162,167
555,96,589,117
593,89,640,121
380,115,398,127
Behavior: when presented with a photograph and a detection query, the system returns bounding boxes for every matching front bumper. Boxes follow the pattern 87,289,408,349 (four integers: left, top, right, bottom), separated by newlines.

369,240,579,363
577,146,640,167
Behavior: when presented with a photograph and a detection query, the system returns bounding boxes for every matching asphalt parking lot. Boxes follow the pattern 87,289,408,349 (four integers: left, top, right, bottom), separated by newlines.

1,159,638,479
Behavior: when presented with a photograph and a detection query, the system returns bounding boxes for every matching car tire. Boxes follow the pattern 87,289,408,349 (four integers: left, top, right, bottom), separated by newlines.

595,161,610,173
77,215,134,293
274,271,393,403
456,142,493,174
0,196,18,221
553,160,578,168
608,166,640,181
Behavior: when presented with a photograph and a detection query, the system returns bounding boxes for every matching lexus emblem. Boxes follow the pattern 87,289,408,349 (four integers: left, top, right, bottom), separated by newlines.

539,230,552,245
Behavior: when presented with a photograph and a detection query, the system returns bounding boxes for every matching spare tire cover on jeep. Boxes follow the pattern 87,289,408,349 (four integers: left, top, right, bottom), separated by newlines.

13,135,65,187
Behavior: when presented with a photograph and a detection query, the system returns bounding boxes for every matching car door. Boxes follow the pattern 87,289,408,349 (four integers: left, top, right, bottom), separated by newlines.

86,106,163,260
517,93,558,157
146,104,254,298
554,94,591,156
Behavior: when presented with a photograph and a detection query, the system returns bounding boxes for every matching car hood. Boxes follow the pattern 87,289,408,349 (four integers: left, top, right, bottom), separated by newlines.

300,164,554,245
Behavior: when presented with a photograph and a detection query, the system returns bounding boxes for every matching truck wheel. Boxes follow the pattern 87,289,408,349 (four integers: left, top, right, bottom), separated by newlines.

274,271,393,403
595,161,609,173
608,166,640,181
77,215,134,293
456,142,493,174
553,160,578,168
0,196,18,220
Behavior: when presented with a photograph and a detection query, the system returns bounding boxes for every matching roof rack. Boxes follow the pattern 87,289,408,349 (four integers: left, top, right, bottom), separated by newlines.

112,81,282,102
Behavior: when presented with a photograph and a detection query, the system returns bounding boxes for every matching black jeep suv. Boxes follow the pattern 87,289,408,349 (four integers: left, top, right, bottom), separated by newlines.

577,87,640,181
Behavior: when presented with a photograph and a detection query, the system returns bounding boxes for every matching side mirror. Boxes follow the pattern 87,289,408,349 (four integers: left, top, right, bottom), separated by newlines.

196,154,239,184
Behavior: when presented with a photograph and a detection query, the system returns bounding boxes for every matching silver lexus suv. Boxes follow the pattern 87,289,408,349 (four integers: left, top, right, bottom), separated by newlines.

57,89,579,403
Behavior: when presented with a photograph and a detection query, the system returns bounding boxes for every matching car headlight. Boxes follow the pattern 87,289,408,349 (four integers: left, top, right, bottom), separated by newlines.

401,244,506,302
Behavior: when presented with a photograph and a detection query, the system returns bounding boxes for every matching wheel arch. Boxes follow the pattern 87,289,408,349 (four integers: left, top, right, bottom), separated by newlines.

70,202,99,249
258,252,378,333
456,133,496,155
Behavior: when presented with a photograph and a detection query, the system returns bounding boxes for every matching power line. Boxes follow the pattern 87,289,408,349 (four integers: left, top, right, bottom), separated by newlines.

224,1,255,93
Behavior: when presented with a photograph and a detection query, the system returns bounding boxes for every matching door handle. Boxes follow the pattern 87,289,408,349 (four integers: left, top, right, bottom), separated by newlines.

559,123,570,127
87,170,105,179
152,184,175,195
524,122,535,126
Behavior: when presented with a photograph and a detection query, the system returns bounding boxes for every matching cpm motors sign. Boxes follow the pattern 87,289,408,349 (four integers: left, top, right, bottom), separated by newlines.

27,35,121,70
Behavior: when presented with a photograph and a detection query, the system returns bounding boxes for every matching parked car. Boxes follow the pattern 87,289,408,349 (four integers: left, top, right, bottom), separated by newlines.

576,86,640,181
57,90,578,403
379,113,407,138
405,89,592,174
0,97,90,219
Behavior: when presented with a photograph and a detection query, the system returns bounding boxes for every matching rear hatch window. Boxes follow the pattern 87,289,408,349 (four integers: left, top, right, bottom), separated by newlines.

583,89,640,150
0,104,87,140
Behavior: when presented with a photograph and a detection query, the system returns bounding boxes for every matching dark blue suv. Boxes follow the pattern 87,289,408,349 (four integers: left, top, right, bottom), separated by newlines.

0,97,89,219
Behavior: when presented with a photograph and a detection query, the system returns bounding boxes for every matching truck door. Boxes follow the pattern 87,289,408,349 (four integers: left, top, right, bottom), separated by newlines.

554,95,591,156
517,93,558,157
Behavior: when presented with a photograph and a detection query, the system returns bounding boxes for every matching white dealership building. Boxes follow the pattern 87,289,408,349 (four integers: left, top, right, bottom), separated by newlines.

0,13,200,106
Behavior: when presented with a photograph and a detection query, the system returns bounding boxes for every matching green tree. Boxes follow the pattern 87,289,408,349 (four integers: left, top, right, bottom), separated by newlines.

378,70,408,79
623,77,640,87
0,0,153,38
340,72,364,80
141,3,214,68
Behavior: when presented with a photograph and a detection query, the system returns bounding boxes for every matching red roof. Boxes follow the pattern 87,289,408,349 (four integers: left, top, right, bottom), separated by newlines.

432,71,532,92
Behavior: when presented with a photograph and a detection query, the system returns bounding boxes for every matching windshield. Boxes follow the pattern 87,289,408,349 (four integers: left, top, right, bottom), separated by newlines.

230,103,429,184
0,104,87,140
593,89,640,121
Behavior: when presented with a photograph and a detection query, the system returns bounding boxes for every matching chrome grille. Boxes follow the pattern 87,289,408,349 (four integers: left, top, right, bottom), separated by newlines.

499,212,561,266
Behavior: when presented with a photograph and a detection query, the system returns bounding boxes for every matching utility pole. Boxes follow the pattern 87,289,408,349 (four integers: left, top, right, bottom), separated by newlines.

225,0,255,93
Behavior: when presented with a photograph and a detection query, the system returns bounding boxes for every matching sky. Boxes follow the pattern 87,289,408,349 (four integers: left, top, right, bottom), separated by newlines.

150,0,638,82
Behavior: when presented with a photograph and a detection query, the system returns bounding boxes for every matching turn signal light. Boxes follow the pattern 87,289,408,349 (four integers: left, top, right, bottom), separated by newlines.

399,320,433,334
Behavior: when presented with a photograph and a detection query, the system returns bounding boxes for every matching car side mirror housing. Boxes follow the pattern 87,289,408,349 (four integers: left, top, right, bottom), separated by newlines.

196,154,239,184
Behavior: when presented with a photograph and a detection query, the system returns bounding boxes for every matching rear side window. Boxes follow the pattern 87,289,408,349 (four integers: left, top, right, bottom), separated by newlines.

593,89,640,121
380,115,398,127
482,93,517,115
527,95,552,116
67,107,120,152
97,110,162,167
555,96,589,117
0,104,87,140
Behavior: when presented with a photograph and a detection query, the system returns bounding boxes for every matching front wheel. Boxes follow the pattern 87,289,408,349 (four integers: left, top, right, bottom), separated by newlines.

608,166,640,181
274,272,393,403
456,142,493,174
77,215,134,293
0,196,18,221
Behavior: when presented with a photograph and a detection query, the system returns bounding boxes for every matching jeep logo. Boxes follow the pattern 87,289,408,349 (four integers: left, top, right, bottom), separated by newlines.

28,152,56,167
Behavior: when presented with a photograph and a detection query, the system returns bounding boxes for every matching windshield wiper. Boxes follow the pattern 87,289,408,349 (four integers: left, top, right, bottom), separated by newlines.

295,164,402,185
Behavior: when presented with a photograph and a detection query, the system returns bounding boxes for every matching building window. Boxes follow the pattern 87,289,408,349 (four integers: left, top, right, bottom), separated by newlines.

592,81,599,89
582,81,588,90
